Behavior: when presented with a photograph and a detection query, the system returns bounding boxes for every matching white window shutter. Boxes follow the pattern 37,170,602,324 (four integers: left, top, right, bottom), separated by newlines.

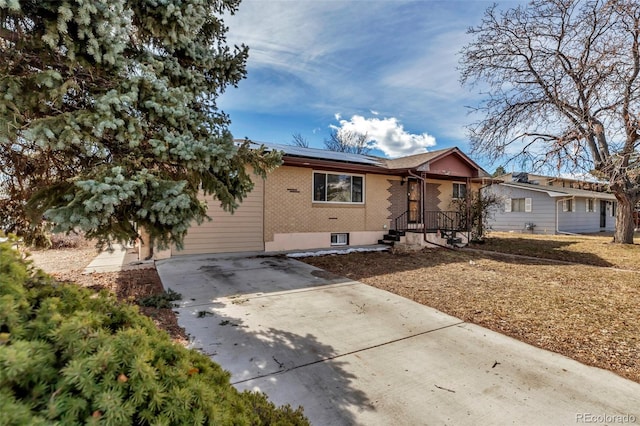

524,198,532,212
563,200,568,212
504,198,512,212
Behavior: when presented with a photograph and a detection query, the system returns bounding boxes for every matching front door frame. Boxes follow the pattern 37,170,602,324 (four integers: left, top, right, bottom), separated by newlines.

408,178,421,223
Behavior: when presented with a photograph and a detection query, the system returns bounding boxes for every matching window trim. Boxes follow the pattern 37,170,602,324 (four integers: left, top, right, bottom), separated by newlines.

506,197,532,213
452,182,467,199
312,171,365,204
563,198,574,212
331,233,349,246
586,198,596,213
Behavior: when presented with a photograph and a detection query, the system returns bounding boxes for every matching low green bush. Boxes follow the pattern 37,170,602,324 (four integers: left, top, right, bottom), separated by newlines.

0,242,309,425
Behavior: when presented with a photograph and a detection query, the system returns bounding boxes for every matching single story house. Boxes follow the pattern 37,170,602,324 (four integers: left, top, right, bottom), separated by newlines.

484,173,617,234
156,141,490,257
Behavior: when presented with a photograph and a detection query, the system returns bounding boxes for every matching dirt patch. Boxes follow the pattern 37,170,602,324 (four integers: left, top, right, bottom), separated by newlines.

25,240,187,344
302,247,640,383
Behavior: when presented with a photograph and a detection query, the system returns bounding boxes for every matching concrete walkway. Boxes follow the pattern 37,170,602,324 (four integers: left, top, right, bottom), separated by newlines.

156,253,640,426
83,245,153,273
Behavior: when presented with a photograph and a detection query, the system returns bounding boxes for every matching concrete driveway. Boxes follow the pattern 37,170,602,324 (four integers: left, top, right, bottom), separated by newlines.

156,253,640,425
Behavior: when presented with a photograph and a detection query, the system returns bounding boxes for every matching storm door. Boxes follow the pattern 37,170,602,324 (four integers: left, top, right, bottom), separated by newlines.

408,179,421,223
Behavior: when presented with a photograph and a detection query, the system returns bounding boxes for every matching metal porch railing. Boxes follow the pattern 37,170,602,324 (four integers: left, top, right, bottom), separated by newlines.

393,210,465,232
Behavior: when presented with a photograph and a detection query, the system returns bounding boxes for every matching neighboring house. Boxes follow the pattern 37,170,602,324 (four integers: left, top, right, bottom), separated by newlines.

159,141,490,257
485,172,617,234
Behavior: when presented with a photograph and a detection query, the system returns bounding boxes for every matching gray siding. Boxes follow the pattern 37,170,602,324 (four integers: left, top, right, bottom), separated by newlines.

484,185,556,234
557,198,601,233
485,184,617,234
601,200,617,232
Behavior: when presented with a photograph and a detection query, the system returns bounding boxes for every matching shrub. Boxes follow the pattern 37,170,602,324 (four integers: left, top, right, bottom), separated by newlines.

137,288,183,309
0,242,309,425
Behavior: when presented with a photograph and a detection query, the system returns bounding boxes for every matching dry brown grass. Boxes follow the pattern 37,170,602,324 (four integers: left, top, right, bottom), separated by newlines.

302,238,640,383
474,231,640,269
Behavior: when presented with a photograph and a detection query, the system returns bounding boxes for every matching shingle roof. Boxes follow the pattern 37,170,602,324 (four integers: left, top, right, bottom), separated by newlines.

381,148,455,169
245,140,490,176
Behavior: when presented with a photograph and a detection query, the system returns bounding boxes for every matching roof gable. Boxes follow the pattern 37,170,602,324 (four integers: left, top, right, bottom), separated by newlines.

385,147,489,178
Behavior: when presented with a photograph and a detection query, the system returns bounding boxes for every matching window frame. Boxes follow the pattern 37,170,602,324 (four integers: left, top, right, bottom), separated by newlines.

512,198,526,212
331,233,349,246
312,171,365,204
507,197,531,213
586,198,595,213
563,199,574,212
452,182,467,199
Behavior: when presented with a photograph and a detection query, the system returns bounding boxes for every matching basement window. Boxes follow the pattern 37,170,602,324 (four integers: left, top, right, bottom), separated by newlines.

331,233,349,246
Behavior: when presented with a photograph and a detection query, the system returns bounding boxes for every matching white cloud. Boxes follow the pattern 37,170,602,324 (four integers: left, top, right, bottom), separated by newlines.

331,114,437,158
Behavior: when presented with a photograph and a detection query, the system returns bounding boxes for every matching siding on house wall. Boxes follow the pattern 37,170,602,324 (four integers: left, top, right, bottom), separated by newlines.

557,198,603,233
175,174,265,255
601,201,617,232
485,184,617,234
429,156,474,176
263,166,391,249
484,185,557,233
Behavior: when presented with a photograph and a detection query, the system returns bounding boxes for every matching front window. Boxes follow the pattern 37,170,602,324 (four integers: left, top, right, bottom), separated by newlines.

313,172,364,203
586,198,595,212
512,198,526,212
453,183,467,199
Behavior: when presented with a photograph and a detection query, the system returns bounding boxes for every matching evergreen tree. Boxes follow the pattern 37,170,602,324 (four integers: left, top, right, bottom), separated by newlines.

0,0,280,249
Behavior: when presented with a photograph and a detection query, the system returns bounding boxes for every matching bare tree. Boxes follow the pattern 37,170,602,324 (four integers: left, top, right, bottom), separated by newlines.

324,129,372,155
291,133,310,148
460,0,640,243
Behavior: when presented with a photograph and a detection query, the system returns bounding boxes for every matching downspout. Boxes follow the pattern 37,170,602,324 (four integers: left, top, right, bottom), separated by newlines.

556,197,580,235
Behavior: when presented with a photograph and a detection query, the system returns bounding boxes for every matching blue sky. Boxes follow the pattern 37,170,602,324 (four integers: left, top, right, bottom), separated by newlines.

219,0,523,172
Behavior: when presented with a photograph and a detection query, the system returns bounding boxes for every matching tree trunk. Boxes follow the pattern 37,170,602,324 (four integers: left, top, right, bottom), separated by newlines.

613,192,637,244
